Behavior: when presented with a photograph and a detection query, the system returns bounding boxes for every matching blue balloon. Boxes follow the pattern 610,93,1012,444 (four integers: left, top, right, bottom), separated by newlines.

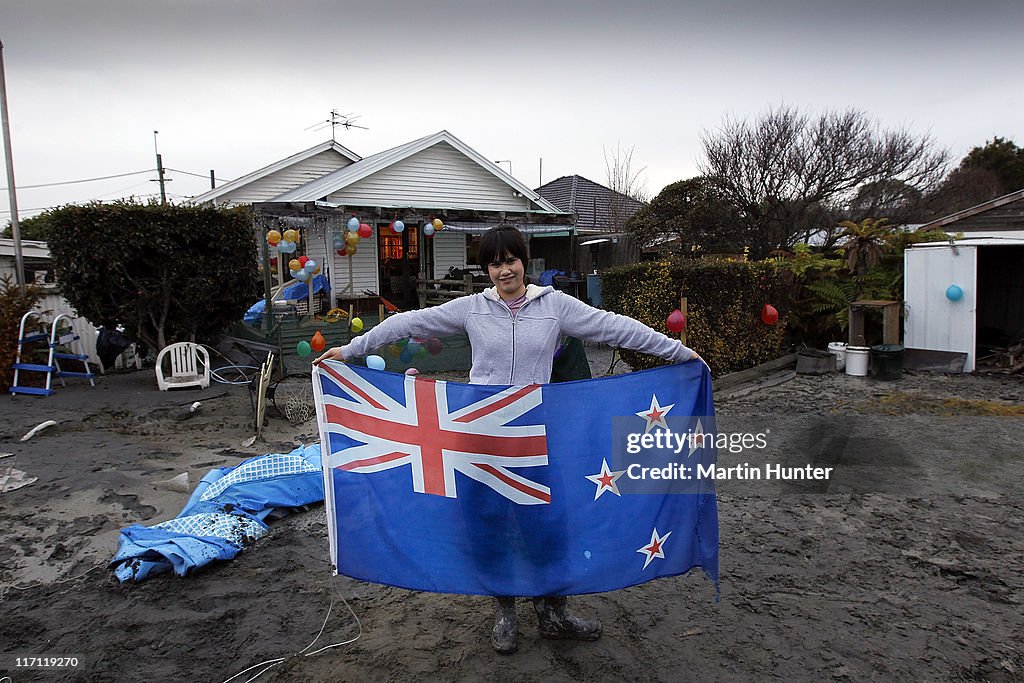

946,284,963,301
399,348,413,363
393,220,405,233
347,216,359,231
290,269,302,279
366,354,386,371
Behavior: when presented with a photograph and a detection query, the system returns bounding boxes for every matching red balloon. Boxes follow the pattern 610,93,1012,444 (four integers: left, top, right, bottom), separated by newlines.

761,303,779,325
666,309,686,333
358,223,372,239
336,248,347,256
298,255,310,267
310,330,326,353
269,257,277,266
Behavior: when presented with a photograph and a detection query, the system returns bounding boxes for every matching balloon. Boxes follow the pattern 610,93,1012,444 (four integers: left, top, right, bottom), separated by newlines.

310,330,326,353
432,218,443,229
336,248,347,256
347,216,360,231
298,255,309,267
290,268,302,279
345,231,360,245
366,354,386,371
279,240,295,253
426,337,443,355
393,220,405,233
266,229,281,245
347,244,358,256
358,223,372,239
304,259,318,272
416,344,428,358
399,347,413,363
946,284,963,301
666,309,686,333
406,340,420,356
297,270,310,282
296,340,311,358
405,368,419,376
350,317,364,333
388,343,402,357
761,303,779,325
270,257,278,266
288,259,301,272
283,229,298,243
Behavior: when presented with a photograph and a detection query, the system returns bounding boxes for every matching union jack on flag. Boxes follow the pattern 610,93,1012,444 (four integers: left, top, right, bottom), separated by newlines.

313,359,718,597
317,361,550,504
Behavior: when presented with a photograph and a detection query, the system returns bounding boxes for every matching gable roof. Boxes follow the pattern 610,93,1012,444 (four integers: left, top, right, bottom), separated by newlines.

274,130,562,213
191,139,361,204
918,187,1024,232
536,175,645,232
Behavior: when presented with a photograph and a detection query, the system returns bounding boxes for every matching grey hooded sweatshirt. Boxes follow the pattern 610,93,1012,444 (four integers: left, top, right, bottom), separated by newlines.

340,284,694,386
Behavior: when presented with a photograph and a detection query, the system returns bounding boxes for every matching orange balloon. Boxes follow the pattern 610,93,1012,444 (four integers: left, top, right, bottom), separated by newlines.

311,330,326,352
266,229,281,245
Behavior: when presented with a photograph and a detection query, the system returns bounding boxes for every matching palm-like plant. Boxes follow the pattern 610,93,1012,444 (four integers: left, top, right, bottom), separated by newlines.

837,217,894,275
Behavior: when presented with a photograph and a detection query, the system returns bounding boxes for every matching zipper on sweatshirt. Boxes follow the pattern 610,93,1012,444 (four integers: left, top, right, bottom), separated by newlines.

506,297,535,384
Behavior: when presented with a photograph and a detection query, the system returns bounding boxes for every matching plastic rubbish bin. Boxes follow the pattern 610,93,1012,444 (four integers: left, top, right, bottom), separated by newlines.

871,344,905,381
828,341,847,371
845,346,870,376
796,349,836,374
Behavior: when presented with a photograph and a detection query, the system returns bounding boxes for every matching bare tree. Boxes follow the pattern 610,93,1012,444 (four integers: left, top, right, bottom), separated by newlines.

699,106,950,254
604,144,649,232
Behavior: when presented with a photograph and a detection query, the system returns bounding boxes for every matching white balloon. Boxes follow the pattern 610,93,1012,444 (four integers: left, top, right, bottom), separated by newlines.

393,220,405,233
347,216,359,231
366,354,386,370
424,225,435,236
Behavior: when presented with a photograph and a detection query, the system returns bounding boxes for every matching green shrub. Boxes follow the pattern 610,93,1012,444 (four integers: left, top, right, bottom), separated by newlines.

602,259,789,376
0,276,46,392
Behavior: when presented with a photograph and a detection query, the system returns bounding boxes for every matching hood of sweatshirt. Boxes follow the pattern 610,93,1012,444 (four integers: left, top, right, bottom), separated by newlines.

482,283,553,303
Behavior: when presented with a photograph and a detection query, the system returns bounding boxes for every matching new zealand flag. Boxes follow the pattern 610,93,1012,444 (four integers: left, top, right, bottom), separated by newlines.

313,360,718,596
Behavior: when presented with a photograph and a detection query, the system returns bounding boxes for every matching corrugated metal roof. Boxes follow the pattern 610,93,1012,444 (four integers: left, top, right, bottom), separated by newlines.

442,221,574,235
908,236,1024,248
535,175,645,232
917,188,1024,231
191,140,361,204
273,131,565,215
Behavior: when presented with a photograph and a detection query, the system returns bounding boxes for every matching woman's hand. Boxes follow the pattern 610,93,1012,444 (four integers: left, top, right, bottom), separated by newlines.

314,347,346,366
688,350,710,372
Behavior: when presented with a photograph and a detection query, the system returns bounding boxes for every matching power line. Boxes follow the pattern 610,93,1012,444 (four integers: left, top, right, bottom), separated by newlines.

0,168,154,191
164,167,229,183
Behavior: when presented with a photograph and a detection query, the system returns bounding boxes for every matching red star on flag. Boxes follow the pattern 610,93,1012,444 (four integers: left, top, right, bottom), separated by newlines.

585,459,626,500
635,395,674,433
637,527,672,570
688,418,707,458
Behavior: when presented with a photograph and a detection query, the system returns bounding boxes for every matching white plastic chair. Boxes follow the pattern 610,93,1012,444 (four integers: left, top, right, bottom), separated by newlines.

156,342,210,391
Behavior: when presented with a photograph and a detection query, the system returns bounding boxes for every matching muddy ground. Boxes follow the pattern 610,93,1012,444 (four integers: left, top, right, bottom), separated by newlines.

1,347,1022,682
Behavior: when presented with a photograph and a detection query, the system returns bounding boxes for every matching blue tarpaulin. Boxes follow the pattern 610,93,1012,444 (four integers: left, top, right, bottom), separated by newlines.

244,274,331,323
110,444,325,582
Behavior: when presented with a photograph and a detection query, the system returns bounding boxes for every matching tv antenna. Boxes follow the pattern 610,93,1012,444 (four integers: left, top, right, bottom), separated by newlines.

305,109,368,141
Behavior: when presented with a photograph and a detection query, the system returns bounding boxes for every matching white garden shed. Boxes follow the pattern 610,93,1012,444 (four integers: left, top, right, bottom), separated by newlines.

904,188,1024,372
905,238,1024,372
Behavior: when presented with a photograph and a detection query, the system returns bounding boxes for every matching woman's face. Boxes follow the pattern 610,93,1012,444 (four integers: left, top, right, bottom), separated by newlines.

487,252,526,300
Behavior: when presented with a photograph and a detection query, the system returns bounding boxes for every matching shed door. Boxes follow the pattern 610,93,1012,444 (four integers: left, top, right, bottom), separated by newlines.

904,246,977,371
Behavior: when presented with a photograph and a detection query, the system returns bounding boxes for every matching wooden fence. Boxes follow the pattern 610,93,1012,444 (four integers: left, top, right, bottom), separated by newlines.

417,272,489,307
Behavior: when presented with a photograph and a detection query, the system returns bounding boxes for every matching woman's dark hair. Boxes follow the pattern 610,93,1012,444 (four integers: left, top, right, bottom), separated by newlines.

478,224,528,266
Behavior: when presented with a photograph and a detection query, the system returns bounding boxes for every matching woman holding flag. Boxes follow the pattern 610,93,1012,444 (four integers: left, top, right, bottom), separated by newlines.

315,224,703,653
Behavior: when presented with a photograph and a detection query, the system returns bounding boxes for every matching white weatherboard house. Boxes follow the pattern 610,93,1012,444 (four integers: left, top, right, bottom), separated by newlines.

904,189,1024,372
192,131,572,310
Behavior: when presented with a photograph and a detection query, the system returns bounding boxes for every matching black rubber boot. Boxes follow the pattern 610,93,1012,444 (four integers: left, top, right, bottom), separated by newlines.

491,597,518,654
533,596,602,641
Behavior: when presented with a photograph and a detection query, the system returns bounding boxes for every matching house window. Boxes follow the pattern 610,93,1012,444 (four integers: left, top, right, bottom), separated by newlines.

378,224,418,261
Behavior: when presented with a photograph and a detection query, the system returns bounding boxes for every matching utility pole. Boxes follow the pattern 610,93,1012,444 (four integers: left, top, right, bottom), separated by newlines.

0,38,25,289
153,130,167,204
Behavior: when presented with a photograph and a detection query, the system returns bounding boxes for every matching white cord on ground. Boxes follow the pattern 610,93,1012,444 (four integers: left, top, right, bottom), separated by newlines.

222,581,362,683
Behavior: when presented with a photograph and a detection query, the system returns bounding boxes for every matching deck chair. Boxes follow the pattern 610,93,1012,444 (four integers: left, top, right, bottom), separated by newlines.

155,342,210,391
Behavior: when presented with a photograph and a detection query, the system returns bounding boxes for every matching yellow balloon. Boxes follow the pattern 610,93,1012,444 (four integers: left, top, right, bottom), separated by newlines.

312,264,321,274
288,259,301,271
283,229,298,243
432,218,443,229
345,231,360,245
347,244,358,255
350,317,364,333
266,229,281,245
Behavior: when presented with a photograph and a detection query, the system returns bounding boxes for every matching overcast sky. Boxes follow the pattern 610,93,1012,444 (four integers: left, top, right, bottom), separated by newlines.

3,0,1023,221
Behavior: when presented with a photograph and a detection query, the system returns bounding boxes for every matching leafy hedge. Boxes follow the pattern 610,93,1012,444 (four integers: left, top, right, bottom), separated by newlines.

0,276,46,392
601,259,790,376
45,200,259,351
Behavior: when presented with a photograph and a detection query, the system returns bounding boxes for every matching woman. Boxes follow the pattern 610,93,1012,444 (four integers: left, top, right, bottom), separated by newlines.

315,224,702,653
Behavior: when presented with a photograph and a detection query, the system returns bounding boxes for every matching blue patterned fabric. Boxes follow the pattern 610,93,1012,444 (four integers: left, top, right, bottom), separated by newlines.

110,444,324,582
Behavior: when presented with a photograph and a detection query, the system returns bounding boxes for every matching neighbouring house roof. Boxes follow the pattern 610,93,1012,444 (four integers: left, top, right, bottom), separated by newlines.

191,140,361,204
0,237,50,260
535,175,646,233
917,188,1024,233
274,130,563,215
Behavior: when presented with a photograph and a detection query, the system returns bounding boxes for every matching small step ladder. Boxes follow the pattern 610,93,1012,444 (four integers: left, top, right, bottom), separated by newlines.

10,312,96,396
